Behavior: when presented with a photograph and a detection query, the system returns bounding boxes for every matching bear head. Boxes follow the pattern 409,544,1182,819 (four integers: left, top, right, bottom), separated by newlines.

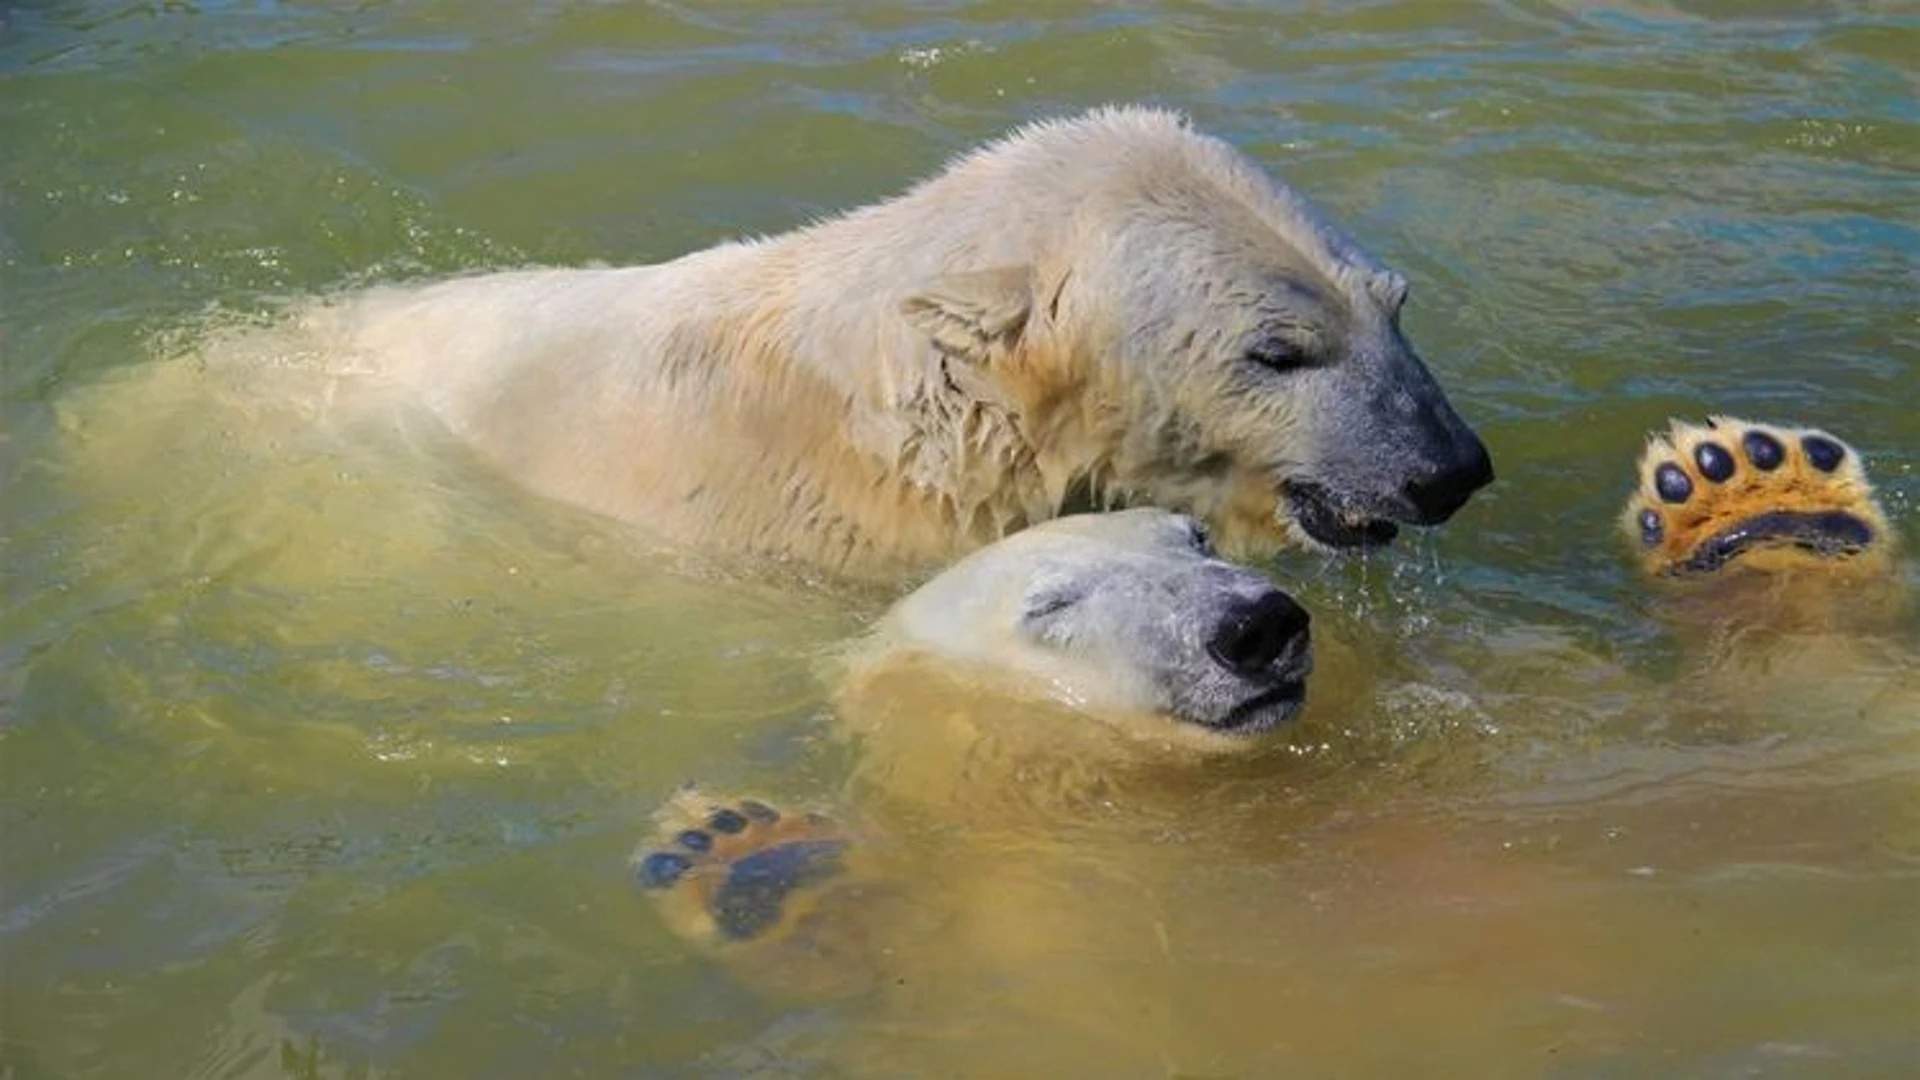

856,508,1313,739
902,108,1493,559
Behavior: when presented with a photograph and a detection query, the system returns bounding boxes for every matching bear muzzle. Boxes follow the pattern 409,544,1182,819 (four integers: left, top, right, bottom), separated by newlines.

1194,585,1313,735
1205,589,1311,677
1399,435,1495,525
1281,481,1402,549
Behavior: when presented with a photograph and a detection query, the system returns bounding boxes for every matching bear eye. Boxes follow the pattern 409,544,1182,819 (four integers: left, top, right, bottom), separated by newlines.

1244,338,1309,372
1019,584,1084,624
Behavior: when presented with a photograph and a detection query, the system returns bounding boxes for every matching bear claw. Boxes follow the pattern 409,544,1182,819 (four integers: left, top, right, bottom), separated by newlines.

1622,416,1890,577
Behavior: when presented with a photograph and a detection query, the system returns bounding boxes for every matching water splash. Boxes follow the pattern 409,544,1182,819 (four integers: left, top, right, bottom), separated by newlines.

1297,528,1453,642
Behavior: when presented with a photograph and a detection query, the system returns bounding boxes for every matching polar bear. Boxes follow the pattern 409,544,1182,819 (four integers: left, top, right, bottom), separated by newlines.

632,509,1312,995
281,106,1490,579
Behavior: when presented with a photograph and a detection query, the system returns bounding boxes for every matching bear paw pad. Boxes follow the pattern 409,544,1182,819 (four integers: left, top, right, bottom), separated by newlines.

1622,416,1890,577
634,796,848,945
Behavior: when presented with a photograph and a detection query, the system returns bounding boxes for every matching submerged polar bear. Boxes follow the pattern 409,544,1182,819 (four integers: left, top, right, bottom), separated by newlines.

289,106,1491,579
635,508,1315,1000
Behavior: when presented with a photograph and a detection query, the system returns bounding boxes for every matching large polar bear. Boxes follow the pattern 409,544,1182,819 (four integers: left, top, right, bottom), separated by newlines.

293,106,1491,579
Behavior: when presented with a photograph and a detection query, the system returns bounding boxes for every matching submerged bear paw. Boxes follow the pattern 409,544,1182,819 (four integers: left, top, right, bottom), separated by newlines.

1622,416,1892,577
634,794,850,947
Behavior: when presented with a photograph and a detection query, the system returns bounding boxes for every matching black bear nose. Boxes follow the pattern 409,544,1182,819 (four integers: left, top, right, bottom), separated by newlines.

1402,438,1495,524
1206,589,1311,676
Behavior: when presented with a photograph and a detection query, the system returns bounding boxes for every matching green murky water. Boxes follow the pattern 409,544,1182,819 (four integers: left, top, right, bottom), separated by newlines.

3,3,1917,1077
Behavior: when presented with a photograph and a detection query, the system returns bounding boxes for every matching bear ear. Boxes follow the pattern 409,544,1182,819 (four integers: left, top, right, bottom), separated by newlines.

901,265,1033,364
1368,270,1409,315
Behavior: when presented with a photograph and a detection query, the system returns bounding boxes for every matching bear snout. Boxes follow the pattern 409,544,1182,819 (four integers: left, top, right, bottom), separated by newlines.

1205,588,1311,677
1400,434,1495,524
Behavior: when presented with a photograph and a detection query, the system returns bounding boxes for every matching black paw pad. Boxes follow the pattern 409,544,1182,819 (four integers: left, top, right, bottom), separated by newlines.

1693,442,1734,483
707,808,749,834
1654,462,1693,504
1802,435,1845,473
675,829,713,853
713,839,848,941
1638,508,1663,546
637,851,693,890
1741,430,1784,471
738,800,780,825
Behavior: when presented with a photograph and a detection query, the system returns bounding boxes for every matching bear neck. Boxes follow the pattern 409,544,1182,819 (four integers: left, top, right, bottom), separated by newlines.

692,194,1110,576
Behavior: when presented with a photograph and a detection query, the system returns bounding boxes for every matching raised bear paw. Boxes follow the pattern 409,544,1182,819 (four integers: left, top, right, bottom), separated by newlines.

1622,416,1892,577
634,793,851,947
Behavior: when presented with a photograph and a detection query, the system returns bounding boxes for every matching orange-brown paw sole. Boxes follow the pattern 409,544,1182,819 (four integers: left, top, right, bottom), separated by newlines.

1621,416,1891,577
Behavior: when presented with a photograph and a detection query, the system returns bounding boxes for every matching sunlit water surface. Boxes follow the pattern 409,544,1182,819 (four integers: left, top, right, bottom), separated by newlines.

3,2,1917,1077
